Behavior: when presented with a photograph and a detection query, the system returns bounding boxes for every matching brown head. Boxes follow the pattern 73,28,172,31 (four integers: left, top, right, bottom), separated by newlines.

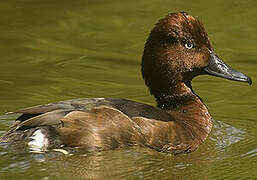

141,12,252,107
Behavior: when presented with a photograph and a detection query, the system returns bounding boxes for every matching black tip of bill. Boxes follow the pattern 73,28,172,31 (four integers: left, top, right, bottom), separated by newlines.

247,76,252,85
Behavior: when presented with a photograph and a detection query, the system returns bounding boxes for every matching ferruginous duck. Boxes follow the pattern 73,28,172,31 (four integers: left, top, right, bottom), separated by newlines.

0,12,252,154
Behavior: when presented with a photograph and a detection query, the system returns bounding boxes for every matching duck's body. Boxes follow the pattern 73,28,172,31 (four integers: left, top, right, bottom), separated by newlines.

1,96,211,154
0,12,251,154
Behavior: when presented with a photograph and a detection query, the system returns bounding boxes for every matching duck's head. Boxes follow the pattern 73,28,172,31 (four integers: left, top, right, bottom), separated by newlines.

141,12,252,102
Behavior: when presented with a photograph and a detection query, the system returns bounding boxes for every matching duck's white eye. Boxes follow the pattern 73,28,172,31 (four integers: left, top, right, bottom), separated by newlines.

184,42,194,49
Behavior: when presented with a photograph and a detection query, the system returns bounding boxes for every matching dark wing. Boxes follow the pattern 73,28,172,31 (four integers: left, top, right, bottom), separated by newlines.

14,98,173,124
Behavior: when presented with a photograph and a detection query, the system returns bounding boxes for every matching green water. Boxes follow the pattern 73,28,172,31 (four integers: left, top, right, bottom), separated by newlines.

0,0,256,179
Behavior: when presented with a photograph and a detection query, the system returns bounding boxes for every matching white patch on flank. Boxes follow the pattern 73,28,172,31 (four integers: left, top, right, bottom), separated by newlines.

28,130,48,152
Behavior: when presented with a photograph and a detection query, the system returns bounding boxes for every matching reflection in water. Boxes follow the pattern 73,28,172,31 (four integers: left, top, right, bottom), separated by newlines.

36,148,213,179
242,148,257,158
210,119,244,151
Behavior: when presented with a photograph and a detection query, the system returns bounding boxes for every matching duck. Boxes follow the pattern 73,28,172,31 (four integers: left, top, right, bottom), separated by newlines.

0,12,252,155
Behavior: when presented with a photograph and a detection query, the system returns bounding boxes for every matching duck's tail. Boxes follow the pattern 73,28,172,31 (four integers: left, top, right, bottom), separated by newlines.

0,126,62,152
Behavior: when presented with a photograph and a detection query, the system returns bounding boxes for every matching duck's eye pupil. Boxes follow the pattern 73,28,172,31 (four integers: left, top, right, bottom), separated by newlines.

184,42,193,49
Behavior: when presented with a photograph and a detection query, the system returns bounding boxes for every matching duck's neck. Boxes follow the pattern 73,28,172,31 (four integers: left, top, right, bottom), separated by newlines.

154,82,213,153
155,81,196,109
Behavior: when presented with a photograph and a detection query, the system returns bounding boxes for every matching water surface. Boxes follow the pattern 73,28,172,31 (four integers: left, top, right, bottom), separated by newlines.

0,0,256,179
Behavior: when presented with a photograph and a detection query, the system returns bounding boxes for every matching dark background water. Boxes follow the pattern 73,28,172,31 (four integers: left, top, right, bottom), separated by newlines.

0,0,256,179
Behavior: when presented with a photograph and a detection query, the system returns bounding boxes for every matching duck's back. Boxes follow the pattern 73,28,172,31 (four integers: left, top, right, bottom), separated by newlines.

0,98,173,151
